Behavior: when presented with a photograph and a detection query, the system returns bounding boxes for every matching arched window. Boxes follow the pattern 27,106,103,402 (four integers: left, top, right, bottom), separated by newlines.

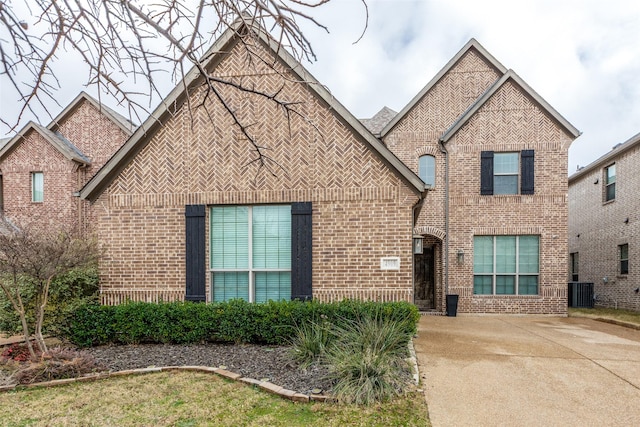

418,155,436,187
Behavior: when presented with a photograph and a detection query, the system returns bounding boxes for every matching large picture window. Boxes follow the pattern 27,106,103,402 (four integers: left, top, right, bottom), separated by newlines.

210,205,291,302
473,235,539,295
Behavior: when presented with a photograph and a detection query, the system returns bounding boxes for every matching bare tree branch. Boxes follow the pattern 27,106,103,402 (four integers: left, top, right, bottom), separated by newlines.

0,0,368,177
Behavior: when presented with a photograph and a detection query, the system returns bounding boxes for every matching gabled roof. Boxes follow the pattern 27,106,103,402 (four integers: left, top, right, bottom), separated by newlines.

380,38,508,137
569,131,640,183
361,106,397,136
48,91,135,136
440,69,580,143
0,121,90,165
80,20,426,201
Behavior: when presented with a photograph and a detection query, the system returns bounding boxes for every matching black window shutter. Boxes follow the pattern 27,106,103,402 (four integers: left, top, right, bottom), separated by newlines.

521,150,535,195
291,202,312,301
185,205,206,302
480,151,494,195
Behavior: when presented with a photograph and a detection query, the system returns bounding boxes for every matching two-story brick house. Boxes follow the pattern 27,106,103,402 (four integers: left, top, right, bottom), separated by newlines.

377,39,580,314
568,132,640,311
74,23,578,313
0,93,133,231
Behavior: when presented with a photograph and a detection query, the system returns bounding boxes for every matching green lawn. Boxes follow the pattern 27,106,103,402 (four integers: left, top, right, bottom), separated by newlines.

0,371,431,427
569,307,640,327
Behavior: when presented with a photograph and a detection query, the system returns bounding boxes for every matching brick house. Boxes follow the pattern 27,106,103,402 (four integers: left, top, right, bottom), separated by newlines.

0,93,133,231
79,23,426,305
4,23,579,314
568,132,640,311
379,39,580,314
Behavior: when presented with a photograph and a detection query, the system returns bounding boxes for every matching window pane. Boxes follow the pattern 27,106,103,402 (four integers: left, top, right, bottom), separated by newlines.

419,155,436,187
606,164,616,184
494,175,518,195
519,276,538,295
255,272,291,303
496,236,516,273
473,275,493,294
253,205,291,269
496,275,515,294
606,183,616,201
494,153,518,174
211,206,248,269
620,244,628,259
32,172,44,202
519,236,539,274
474,236,494,273
212,272,249,302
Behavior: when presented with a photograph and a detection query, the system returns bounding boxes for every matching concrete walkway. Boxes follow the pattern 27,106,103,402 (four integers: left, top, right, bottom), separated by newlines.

414,316,640,427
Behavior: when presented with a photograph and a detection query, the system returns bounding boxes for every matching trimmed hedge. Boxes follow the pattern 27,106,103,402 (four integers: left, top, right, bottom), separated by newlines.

62,299,420,348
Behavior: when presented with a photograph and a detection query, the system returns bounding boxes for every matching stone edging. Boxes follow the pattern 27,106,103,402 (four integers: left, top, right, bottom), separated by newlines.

0,365,332,402
1,339,421,400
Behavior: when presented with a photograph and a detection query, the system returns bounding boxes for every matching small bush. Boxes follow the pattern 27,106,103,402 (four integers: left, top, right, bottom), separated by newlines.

325,314,413,405
288,316,331,368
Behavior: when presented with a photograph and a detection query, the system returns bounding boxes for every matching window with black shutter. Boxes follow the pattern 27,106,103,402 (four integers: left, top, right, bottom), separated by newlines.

480,150,534,195
185,205,206,302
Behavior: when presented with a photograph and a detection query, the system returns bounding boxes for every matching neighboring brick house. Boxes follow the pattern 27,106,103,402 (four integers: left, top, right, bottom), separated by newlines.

568,132,640,311
378,39,580,314
0,93,133,231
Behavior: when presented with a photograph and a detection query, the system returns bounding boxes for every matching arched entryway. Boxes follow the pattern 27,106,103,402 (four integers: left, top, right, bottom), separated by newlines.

414,234,443,311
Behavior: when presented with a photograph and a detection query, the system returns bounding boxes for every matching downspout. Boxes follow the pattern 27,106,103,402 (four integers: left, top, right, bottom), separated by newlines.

438,138,449,298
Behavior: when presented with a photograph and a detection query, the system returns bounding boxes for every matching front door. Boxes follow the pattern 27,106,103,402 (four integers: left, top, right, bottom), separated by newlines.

414,246,435,309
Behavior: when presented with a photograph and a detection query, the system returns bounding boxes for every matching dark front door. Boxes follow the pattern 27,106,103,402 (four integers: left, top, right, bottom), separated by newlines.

414,246,435,309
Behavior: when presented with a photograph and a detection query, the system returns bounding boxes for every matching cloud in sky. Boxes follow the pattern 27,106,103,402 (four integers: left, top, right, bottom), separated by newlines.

2,0,639,173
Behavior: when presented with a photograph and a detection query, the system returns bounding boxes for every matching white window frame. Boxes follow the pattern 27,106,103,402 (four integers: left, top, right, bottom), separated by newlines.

209,205,291,303
473,235,540,295
418,155,436,188
493,152,520,195
31,172,44,203
604,163,616,202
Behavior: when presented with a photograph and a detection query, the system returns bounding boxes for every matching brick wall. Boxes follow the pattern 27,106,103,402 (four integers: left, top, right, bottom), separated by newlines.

446,81,573,314
94,39,419,304
384,47,574,314
0,129,80,230
569,142,640,311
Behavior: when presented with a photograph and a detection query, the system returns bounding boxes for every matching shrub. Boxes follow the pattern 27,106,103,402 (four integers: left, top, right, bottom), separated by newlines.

62,299,420,348
288,316,331,368
324,313,414,405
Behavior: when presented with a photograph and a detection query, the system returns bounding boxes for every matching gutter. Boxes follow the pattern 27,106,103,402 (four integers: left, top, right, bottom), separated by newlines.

438,138,450,298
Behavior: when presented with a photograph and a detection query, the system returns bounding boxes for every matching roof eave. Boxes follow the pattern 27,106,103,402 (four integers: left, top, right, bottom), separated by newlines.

440,70,580,143
569,132,640,183
380,38,508,138
81,19,425,201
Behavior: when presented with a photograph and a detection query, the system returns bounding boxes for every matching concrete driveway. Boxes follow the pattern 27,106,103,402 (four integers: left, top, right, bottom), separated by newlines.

414,316,640,427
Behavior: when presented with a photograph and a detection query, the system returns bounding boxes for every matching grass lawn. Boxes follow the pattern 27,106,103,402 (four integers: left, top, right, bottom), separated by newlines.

0,371,431,426
569,307,640,327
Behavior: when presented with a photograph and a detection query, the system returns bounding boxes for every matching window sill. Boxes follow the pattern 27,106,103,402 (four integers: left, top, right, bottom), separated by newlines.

602,199,615,206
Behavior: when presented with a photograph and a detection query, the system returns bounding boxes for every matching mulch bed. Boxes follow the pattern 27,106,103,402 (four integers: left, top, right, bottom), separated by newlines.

85,343,333,395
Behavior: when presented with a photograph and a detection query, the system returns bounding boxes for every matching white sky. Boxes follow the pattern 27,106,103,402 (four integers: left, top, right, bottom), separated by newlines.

2,0,639,174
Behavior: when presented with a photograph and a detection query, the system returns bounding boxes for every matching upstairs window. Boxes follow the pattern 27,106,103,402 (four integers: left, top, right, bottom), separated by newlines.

481,150,534,195
418,155,436,187
0,174,3,213
604,164,616,202
619,244,629,275
31,172,43,203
